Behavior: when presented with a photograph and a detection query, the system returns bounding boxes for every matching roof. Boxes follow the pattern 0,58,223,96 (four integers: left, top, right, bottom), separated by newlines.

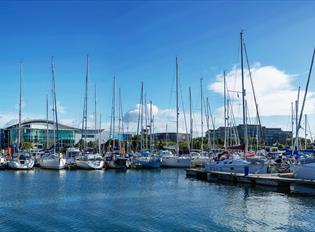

3,119,99,133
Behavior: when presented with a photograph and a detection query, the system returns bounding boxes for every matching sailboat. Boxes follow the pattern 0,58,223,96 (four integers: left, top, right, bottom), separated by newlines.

205,32,268,174
39,57,66,170
105,79,130,169
161,57,191,168
8,62,35,170
76,56,104,170
131,82,161,169
293,48,315,180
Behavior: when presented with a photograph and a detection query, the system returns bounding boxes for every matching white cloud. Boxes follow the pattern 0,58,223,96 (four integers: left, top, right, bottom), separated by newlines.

208,64,315,120
123,104,209,137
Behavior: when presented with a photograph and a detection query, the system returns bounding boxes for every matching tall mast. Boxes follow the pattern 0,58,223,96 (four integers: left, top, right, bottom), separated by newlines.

200,78,204,153
99,113,102,154
206,97,211,152
94,84,97,131
145,94,148,150
112,76,116,150
18,61,22,149
140,81,144,150
46,94,49,149
240,31,248,152
149,100,153,153
81,55,89,149
176,57,179,155
295,48,315,151
291,102,294,150
295,87,300,150
305,114,307,150
118,87,122,150
189,87,193,152
51,56,59,153
223,71,227,150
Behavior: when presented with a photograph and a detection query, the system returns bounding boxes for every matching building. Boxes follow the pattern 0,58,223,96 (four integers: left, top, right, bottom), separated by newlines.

207,124,292,146
2,119,101,149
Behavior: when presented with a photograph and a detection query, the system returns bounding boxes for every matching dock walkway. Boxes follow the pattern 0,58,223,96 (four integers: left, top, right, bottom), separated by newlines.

186,168,315,195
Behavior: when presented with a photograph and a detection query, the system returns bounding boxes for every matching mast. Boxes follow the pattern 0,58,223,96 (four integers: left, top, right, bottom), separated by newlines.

200,78,204,153
176,57,179,155
81,55,89,149
145,94,148,150
99,113,102,154
305,114,307,150
295,48,315,151
149,100,153,153
51,56,59,153
46,94,49,149
295,87,300,150
223,71,227,150
189,87,193,152
240,31,248,153
18,61,22,150
206,97,211,152
112,76,116,150
140,81,144,150
291,102,294,150
118,87,122,150
94,84,97,131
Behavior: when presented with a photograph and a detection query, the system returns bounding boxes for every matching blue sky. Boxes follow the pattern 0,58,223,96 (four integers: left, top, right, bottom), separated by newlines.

0,1,315,134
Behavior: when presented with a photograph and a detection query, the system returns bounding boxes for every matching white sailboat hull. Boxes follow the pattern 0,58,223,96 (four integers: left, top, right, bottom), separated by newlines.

40,157,66,170
293,163,315,180
76,160,104,170
161,156,191,168
206,159,268,174
8,160,34,170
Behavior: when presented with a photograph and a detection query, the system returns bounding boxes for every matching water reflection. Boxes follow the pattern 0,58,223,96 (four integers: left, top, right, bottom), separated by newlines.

0,169,314,231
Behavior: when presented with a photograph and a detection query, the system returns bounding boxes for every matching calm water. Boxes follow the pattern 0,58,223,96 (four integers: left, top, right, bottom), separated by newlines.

0,169,315,232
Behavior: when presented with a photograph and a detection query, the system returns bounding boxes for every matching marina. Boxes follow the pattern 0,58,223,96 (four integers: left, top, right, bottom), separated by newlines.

1,1,315,231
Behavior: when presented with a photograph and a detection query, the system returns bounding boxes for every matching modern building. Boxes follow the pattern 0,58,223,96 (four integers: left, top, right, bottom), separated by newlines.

207,124,292,146
1,119,101,149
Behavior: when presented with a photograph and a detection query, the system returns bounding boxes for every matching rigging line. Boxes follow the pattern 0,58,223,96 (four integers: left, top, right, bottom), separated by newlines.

243,42,264,146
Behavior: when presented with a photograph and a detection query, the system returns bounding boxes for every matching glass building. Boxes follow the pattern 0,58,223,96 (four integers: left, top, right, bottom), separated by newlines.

2,119,100,149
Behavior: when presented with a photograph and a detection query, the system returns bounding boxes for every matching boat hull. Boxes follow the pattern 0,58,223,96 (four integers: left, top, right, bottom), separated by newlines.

293,163,315,180
8,160,34,170
76,160,104,170
161,156,191,168
205,159,268,174
39,158,66,170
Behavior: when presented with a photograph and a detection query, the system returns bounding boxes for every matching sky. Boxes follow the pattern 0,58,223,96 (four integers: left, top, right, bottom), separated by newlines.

0,1,315,137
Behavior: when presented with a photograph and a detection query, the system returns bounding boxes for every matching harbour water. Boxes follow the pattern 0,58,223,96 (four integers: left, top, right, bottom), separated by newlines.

0,169,314,232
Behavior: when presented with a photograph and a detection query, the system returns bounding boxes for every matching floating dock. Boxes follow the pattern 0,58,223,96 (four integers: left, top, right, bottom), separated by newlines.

186,168,315,195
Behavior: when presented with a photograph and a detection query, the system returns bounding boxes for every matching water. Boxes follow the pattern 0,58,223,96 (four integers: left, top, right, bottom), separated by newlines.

0,169,314,232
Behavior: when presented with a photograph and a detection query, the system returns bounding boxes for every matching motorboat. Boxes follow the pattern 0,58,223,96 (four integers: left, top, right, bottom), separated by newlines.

76,152,104,170
39,152,66,170
8,152,34,170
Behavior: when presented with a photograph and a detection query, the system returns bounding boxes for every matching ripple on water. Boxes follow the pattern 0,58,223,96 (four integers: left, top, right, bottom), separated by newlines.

0,169,315,232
